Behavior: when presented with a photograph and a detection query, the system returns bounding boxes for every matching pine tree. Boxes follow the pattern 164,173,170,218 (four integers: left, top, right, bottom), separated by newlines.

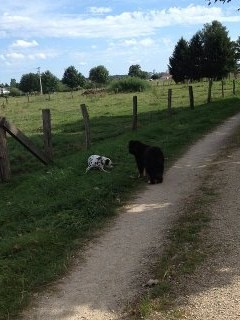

201,20,235,79
168,38,190,83
233,36,240,73
189,32,204,81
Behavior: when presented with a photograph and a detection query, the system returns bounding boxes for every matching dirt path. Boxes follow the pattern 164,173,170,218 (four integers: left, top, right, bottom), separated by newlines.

21,113,240,320
168,132,240,320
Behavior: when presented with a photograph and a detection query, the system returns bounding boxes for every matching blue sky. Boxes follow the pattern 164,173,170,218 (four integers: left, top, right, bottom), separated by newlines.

0,0,240,84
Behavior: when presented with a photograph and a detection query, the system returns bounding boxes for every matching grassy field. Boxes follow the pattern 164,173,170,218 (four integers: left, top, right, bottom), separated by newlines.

0,80,239,319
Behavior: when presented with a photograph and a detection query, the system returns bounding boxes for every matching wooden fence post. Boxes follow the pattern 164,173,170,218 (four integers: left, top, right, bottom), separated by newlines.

188,86,194,109
221,80,224,97
168,89,172,113
132,96,138,130
0,122,11,182
42,109,53,161
233,80,236,95
81,104,91,149
207,79,213,103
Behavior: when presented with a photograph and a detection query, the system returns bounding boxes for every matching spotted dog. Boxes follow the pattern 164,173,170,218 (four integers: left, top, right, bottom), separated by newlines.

86,155,113,173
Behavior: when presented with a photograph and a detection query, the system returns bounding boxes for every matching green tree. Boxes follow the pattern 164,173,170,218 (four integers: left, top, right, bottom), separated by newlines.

128,64,148,79
10,79,17,88
41,71,59,93
168,37,190,83
189,32,204,81
128,64,141,77
89,65,109,84
19,73,39,93
201,20,235,79
207,0,231,3
233,36,240,73
151,73,160,80
206,0,239,10
62,66,86,90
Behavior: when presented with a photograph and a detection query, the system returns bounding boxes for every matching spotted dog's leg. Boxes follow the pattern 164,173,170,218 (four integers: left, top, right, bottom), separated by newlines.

85,166,91,173
100,166,109,173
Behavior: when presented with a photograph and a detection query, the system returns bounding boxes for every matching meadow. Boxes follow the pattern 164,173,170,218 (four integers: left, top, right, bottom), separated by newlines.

0,79,239,319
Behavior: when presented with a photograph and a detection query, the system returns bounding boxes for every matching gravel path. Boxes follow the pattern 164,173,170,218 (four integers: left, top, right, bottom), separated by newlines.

170,133,240,320
21,113,240,320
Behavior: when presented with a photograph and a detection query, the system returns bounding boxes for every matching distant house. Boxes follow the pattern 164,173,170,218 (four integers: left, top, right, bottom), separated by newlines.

0,87,10,95
160,73,172,80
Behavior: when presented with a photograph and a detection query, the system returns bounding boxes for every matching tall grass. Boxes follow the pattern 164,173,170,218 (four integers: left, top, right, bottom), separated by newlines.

0,80,239,319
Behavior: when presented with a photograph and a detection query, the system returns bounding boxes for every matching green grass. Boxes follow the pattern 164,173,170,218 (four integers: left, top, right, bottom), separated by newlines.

0,81,239,319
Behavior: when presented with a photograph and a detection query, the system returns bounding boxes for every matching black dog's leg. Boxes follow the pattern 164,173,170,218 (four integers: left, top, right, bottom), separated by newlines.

135,156,144,177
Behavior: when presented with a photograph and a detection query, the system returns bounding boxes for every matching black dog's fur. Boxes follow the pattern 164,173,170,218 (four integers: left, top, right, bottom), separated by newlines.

128,140,164,184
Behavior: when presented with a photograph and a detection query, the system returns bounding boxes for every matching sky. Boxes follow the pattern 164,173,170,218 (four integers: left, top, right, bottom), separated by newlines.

0,0,240,84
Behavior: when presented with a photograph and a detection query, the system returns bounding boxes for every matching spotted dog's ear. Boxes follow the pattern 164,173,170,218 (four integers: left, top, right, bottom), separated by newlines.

105,158,110,165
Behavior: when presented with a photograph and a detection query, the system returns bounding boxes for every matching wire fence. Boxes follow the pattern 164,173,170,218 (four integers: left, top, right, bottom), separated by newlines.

0,79,239,175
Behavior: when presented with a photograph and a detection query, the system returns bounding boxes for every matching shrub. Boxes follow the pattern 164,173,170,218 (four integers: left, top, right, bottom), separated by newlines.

108,77,150,93
9,87,23,96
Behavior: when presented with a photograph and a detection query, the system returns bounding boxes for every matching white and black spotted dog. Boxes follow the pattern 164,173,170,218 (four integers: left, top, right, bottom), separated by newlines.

86,155,113,173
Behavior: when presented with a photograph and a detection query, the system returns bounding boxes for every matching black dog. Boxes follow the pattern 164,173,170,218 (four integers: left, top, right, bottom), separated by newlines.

128,140,164,184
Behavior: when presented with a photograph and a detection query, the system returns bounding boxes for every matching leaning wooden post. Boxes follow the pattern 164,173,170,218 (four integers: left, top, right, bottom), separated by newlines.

132,95,138,130
81,104,91,149
42,109,53,161
188,86,194,109
207,79,213,103
168,88,172,113
0,119,11,182
233,80,236,95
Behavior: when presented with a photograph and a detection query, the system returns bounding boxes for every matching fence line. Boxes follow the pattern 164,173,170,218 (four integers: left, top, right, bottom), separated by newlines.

0,80,238,181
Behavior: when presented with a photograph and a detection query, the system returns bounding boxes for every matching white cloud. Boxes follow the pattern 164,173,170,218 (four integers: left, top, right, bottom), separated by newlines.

123,39,137,46
11,40,39,48
1,5,240,40
139,38,154,47
88,7,112,14
6,52,25,60
1,50,57,66
28,53,46,60
121,38,154,47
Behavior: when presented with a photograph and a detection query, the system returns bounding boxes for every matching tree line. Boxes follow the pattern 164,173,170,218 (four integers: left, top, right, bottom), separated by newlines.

2,20,239,95
168,20,240,83
2,63,153,95
15,65,110,94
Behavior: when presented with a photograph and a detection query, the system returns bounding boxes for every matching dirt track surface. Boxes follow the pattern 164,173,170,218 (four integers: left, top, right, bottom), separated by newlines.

21,113,240,320
169,137,240,320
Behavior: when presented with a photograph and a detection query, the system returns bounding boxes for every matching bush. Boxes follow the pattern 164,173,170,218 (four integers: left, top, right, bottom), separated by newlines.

9,87,23,96
108,77,150,93
56,82,71,92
